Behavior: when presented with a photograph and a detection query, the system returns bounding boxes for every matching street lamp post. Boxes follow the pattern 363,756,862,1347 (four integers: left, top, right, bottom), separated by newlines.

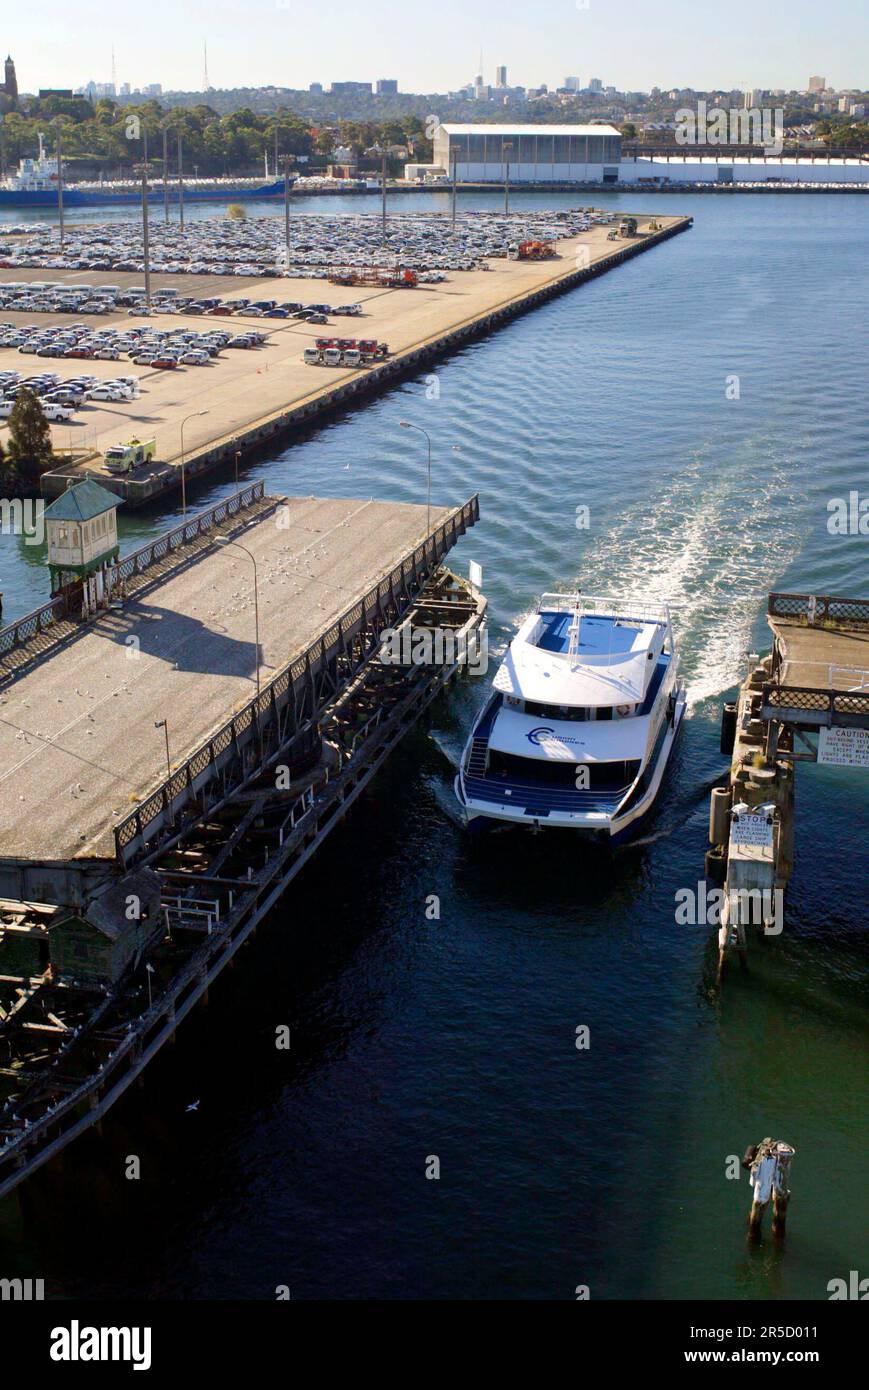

399,420,432,541
503,141,514,215
280,155,292,264
134,131,151,310
451,148,458,229
55,119,65,250
162,125,169,223
179,410,208,517
177,128,184,230
214,536,262,761
366,144,388,242
154,718,173,824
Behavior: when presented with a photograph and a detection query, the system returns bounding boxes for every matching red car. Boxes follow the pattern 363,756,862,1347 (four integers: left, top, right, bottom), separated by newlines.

150,357,178,370
63,346,94,359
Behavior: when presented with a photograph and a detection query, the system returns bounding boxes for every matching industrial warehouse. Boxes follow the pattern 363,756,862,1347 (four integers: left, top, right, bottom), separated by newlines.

430,123,623,182
416,122,869,187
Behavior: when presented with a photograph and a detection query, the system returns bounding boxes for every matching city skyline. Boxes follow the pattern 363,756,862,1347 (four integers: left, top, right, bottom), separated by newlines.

2,0,866,98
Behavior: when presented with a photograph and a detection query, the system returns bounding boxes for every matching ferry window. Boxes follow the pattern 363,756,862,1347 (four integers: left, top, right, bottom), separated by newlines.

537,135,554,164
553,136,570,163
519,135,536,162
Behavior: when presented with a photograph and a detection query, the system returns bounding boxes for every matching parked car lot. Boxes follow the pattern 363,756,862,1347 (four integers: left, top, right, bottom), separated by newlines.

0,208,610,282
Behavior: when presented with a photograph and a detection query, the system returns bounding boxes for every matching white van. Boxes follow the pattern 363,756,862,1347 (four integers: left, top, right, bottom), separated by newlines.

303,348,322,365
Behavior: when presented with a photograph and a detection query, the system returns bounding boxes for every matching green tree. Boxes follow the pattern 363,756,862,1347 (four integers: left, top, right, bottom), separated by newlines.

5,388,54,486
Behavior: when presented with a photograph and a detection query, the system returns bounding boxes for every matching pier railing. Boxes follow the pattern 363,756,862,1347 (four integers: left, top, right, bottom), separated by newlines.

0,483,265,664
0,592,70,660
108,481,265,588
768,592,869,628
761,682,869,727
113,493,480,863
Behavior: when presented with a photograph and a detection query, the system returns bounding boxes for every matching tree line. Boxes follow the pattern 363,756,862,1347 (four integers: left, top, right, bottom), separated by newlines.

0,99,433,176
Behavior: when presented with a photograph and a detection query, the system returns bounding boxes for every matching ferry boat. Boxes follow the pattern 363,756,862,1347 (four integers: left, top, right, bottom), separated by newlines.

455,592,686,841
0,137,293,209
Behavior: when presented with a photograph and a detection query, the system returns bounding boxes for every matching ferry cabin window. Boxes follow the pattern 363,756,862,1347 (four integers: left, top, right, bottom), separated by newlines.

488,751,640,789
523,701,613,721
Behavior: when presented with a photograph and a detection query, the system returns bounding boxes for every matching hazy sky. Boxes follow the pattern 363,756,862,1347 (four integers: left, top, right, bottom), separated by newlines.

4,0,866,95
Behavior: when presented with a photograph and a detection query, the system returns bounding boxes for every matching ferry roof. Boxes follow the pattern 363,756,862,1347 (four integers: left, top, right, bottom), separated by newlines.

493,611,665,707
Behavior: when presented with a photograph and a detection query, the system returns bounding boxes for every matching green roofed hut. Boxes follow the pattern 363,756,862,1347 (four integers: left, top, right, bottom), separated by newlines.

44,479,120,596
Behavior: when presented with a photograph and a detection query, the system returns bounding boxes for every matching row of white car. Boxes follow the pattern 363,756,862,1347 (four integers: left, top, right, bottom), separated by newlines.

0,208,609,279
0,369,140,422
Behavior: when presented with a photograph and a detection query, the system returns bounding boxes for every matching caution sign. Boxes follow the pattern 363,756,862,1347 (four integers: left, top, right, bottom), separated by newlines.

818,726,869,769
730,813,774,848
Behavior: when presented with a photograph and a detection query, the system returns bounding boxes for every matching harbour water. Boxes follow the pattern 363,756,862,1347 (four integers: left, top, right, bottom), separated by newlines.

0,191,866,1299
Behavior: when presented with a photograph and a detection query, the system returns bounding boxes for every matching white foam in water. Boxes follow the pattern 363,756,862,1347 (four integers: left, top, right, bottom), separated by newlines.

548,446,803,717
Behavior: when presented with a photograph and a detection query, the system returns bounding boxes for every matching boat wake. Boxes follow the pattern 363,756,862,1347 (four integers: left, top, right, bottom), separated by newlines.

558,441,804,716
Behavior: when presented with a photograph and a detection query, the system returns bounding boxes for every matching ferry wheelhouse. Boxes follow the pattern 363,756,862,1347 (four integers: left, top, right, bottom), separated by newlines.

455,593,686,840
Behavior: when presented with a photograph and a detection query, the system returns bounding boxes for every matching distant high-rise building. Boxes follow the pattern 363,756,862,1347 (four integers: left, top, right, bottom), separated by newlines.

331,81,373,94
808,75,825,93
120,82,130,96
588,77,602,93
2,54,17,101
309,82,323,93
496,65,507,87
376,79,398,94
564,75,579,91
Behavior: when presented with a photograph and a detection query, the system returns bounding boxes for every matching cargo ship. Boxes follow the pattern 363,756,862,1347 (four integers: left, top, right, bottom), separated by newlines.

0,141,294,209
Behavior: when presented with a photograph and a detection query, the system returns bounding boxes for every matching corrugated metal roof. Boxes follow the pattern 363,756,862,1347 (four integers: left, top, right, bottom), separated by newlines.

44,479,119,522
439,123,621,137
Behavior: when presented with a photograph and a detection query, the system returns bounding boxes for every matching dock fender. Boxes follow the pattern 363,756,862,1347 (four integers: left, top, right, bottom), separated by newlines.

720,701,737,755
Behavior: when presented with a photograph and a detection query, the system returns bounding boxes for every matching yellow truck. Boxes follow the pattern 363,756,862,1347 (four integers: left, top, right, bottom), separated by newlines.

103,437,156,475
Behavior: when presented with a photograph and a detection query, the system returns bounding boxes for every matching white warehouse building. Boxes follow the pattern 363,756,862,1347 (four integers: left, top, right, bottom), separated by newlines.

416,124,869,188
431,123,623,183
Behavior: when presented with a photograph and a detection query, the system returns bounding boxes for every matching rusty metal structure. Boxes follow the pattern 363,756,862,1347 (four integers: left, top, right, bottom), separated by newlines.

0,488,483,1199
708,591,869,976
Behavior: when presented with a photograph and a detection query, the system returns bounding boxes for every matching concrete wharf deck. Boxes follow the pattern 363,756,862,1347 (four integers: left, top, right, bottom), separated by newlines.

0,493,463,865
0,214,691,503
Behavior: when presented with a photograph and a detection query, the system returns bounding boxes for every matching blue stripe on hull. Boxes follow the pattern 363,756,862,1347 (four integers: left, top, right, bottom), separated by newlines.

0,182,289,209
457,702,685,843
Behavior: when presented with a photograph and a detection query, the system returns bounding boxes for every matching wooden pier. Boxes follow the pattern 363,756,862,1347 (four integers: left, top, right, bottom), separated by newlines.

0,485,483,1197
708,591,869,974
